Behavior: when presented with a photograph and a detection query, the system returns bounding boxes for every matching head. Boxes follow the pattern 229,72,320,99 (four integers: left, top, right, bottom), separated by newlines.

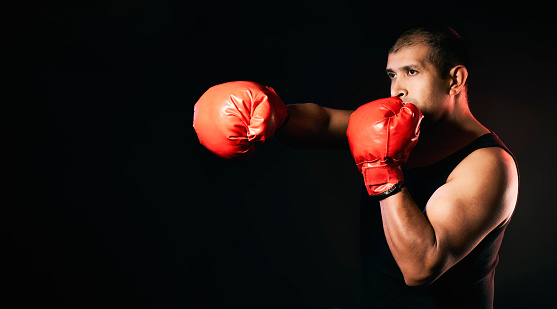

386,25,470,125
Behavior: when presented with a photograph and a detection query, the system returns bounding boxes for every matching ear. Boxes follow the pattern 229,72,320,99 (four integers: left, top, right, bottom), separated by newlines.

448,65,468,96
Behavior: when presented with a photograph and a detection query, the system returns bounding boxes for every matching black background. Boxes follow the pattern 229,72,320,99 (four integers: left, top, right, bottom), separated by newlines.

6,0,557,308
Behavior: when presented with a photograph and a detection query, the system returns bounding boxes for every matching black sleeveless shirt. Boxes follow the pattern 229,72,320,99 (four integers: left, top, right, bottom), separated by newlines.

360,132,516,308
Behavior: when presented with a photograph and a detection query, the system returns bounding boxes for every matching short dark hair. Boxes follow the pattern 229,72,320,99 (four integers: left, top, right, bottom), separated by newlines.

389,24,470,82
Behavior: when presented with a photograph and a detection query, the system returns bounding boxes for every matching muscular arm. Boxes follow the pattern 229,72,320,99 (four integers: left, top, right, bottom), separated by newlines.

379,147,518,286
275,103,353,149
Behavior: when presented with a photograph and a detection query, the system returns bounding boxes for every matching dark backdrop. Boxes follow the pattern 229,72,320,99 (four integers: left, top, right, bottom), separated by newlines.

7,1,557,308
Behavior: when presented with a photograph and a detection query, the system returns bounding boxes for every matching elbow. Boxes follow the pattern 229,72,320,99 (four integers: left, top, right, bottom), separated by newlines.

396,246,449,286
400,264,443,287
403,273,436,287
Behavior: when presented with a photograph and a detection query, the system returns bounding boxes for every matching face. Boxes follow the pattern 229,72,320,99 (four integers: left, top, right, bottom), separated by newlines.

386,44,451,126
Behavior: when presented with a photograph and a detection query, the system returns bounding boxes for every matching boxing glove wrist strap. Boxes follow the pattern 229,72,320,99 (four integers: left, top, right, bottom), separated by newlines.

361,164,403,185
361,164,405,199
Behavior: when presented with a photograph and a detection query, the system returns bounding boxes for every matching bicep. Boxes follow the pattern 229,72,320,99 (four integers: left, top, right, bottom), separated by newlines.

424,148,518,266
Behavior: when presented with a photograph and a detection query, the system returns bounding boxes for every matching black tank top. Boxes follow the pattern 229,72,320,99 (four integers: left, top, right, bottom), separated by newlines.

360,132,516,309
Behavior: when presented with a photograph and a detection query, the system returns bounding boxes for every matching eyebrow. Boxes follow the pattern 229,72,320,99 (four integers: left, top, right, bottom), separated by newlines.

386,64,422,74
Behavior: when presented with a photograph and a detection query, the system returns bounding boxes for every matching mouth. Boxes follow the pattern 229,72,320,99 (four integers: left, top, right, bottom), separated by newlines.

401,97,417,106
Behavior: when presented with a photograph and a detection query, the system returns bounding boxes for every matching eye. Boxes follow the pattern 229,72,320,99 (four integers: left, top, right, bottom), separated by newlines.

387,72,396,79
408,69,418,76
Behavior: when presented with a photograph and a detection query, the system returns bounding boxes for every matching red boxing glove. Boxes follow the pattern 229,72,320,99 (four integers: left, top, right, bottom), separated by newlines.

193,81,288,160
346,97,423,198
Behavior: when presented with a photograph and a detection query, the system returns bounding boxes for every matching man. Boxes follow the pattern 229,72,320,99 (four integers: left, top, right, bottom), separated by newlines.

193,25,519,308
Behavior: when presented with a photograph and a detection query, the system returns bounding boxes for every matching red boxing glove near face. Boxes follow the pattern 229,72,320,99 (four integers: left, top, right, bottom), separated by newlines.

346,97,423,198
193,81,288,160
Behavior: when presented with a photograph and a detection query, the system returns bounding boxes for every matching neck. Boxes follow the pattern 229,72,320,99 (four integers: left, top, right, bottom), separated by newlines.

421,93,479,137
407,95,489,168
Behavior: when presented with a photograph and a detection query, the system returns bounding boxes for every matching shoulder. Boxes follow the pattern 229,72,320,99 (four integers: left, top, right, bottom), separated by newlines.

439,146,518,225
448,146,517,186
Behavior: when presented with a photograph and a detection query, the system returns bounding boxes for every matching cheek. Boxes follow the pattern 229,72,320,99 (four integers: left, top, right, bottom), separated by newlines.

407,84,439,115
406,80,430,104
417,78,444,103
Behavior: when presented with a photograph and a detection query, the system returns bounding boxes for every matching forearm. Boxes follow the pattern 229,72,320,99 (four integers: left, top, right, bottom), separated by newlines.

379,188,442,285
275,103,352,149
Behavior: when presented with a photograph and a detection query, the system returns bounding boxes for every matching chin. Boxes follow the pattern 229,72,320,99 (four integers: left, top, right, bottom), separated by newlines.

420,116,436,129
420,110,446,129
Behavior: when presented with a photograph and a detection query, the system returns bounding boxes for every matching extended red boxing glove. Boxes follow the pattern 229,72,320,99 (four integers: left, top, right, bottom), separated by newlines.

193,81,288,160
346,97,423,199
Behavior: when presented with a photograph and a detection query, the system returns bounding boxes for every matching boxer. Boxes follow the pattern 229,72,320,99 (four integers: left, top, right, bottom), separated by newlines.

193,25,519,308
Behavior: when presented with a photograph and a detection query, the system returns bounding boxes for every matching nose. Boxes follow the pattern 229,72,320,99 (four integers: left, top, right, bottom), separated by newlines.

390,79,408,99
